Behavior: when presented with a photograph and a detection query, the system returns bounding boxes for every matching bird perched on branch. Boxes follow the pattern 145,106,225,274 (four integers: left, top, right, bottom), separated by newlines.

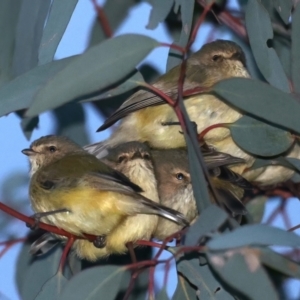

85,39,300,186
151,147,251,240
23,135,187,261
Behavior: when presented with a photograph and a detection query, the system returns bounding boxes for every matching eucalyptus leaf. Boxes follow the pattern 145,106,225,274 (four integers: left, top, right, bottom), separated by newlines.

274,0,292,25
167,0,194,70
177,257,233,299
0,0,22,86
38,0,79,64
26,34,159,117
207,224,300,251
35,273,68,300
207,250,279,300
291,4,300,94
12,0,51,76
20,116,39,140
213,78,300,135
184,205,228,246
259,248,300,278
172,274,197,300
246,196,268,224
147,0,174,30
229,116,294,157
0,56,75,117
59,265,127,300
245,0,290,92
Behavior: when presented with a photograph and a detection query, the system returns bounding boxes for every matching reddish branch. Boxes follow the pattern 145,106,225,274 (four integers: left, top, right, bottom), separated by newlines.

91,0,113,38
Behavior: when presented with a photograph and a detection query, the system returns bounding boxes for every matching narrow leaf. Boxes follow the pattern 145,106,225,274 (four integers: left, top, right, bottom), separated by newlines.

38,0,79,64
245,0,290,92
26,34,159,117
274,0,292,25
147,0,174,30
291,4,300,93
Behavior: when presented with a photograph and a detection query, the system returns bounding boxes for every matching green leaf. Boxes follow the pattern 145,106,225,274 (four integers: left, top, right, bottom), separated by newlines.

245,0,290,92
35,273,68,300
274,0,292,25
172,274,197,300
26,34,159,117
12,0,51,76
0,0,22,86
184,205,228,246
38,0,79,65
229,116,294,157
80,71,144,103
207,224,300,251
207,250,279,300
147,0,174,30
156,288,170,300
167,0,194,70
177,257,233,299
59,265,127,300
17,241,63,300
213,78,300,135
292,4,300,94
246,196,268,224
259,248,300,278
20,116,39,140
0,56,75,117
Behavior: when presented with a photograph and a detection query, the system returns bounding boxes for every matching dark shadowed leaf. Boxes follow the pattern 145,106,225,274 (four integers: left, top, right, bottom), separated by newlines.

229,116,294,157
88,0,137,48
12,0,51,76
80,71,145,102
259,248,300,278
0,0,22,86
16,241,63,300
26,34,159,117
167,0,194,70
207,224,300,251
59,265,127,300
0,56,75,117
20,116,39,140
291,4,300,94
172,274,197,300
207,250,279,300
35,273,68,300
213,78,300,135
147,0,174,30
177,257,233,299
184,205,228,246
245,0,290,92
274,0,292,25
246,196,268,224
156,288,170,300
54,103,89,146
38,0,79,64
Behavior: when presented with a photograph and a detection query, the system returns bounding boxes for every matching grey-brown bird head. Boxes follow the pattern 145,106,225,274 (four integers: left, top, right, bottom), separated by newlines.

189,39,249,87
22,135,84,175
102,141,153,175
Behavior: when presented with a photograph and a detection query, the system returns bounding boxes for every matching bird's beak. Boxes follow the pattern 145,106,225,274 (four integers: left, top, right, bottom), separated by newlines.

22,148,36,156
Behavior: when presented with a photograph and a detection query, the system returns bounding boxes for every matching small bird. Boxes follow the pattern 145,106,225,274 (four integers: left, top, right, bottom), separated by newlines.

85,39,300,186
74,141,165,260
23,135,188,261
151,147,250,240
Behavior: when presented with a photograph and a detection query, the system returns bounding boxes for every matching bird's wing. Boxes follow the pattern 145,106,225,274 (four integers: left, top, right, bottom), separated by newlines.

98,63,207,131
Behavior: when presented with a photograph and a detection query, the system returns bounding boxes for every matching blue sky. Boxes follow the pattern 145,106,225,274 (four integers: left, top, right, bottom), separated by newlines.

0,0,300,299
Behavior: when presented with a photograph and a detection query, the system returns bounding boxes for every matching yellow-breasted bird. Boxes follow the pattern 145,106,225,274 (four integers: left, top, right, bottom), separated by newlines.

23,135,188,261
85,39,300,186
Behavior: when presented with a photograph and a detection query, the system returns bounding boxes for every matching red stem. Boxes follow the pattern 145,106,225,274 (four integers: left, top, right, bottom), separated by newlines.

59,237,74,273
91,0,113,38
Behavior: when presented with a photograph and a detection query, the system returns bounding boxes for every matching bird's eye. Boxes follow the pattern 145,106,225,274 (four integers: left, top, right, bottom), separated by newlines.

49,146,56,153
118,155,126,163
176,173,185,180
212,55,221,62
143,153,151,160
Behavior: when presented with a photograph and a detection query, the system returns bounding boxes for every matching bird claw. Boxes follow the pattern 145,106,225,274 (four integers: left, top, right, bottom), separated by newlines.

93,235,107,248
